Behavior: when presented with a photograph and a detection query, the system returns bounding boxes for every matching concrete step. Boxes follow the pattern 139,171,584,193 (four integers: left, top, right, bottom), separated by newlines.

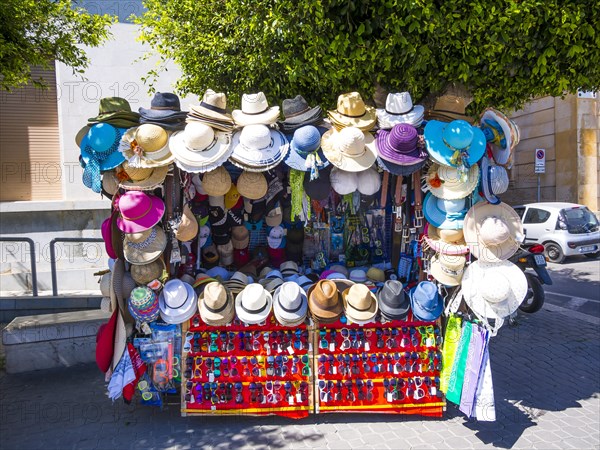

0,267,105,295
1,252,109,275
0,295,103,323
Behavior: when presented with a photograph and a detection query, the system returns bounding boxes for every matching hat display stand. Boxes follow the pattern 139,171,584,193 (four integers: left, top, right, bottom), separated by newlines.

83,93,525,423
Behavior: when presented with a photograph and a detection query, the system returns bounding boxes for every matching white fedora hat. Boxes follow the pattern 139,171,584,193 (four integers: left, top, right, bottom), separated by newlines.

376,92,425,129
158,279,198,324
235,283,273,325
273,282,308,327
232,92,280,127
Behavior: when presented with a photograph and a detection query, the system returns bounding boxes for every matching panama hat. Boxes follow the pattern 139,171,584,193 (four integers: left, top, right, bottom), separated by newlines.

130,257,166,285
223,271,252,295
424,224,469,255
79,124,126,193
424,120,486,169
422,193,467,230
480,108,520,167
327,92,376,131
377,280,410,321
201,166,232,196
462,260,528,319
284,125,330,172
232,92,280,127
273,281,308,327
123,225,167,265
425,163,480,200
169,122,232,173
463,202,524,262
342,283,378,323
307,279,343,323
376,92,425,129
199,281,235,326
119,161,168,191
235,283,273,324
480,155,509,205
158,279,198,324
409,281,443,322
189,89,234,124
278,95,322,133
429,253,466,286
237,171,268,199
119,124,175,168
128,286,160,323
117,191,165,233
321,127,377,172
229,125,289,172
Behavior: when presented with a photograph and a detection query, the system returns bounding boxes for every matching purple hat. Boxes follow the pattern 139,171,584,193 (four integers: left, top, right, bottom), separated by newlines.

376,123,427,166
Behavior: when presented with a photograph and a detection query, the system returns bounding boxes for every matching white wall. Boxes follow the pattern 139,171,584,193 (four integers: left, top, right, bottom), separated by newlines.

56,22,199,203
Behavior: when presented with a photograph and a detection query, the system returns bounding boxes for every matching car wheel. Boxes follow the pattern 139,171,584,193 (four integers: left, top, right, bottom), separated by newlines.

584,251,600,259
545,242,565,264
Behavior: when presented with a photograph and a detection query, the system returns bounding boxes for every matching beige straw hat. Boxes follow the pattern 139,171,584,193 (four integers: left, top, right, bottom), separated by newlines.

236,171,268,199
175,204,198,242
425,163,480,200
202,166,232,196
123,226,167,265
130,257,166,285
119,124,175,168
199,281,235,326
429,253,466,286
119,160,169,191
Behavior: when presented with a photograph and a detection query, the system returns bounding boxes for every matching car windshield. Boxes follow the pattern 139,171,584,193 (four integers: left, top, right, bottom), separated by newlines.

560,207,599,234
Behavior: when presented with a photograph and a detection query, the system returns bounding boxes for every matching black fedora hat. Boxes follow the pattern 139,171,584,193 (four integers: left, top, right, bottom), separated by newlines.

139,92,188,121
377,280,410,320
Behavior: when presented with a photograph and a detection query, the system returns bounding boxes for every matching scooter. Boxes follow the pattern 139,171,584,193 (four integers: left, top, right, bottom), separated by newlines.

509,243,553,313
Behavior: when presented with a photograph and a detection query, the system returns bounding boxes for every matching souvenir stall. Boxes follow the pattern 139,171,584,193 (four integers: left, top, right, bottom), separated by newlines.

89,88,524,421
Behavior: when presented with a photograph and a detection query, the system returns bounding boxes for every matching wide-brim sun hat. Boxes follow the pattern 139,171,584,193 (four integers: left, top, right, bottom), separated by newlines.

423,223,469,255
342,283,378,322
169,123,233,173
199,281,236,326
409,281,443,322
123,226,167,265
462,260,528,319
375,124,427,166
138,92,187,120
119,164,169,191
284,125,330,172
422,192,467,230
79,124,127,171
273,282,308,327
159,279,198,324
229,125,289,172
480,108,519,167
119,125,175,168
377,156,427,176
424,119,486,169
235,283,273,324
116,191,165,233
425,162,480,200
480,155,509,205
279,95,322,126
429,253,466,286
321,127,377,172
463,201,523,262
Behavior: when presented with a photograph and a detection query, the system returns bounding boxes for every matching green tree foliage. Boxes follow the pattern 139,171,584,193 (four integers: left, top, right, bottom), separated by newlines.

0,0,115,90
137,0,600,112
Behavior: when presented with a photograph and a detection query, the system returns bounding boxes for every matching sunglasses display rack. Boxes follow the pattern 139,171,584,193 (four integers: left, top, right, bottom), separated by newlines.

181,314,313,418
313,317,445,416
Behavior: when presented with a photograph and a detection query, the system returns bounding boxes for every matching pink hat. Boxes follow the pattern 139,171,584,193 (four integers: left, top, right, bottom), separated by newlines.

101,214,117,259
117,191,165,233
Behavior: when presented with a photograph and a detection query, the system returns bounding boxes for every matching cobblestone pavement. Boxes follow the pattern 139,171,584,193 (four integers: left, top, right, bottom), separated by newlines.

1,305,599,450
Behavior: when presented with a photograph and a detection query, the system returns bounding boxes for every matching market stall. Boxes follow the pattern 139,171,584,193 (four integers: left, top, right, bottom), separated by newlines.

90,89,524,420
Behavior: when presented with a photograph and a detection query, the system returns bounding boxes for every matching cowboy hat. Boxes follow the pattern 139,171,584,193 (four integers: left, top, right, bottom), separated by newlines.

424,119,486,169
232,92,280,127
376,92,425,129
328,92,376,131
169,122,232,173
462,260,528,319
159,279,198,324
199,281,235,326
273,281,308,327
425,94,475,124
342,283,378,323
409,281,443,322
123,226,167,265
307,279,343,323
235,283,273,324
425,163,480,200
429,253,466,286
463,202,524,262
321,126,377,172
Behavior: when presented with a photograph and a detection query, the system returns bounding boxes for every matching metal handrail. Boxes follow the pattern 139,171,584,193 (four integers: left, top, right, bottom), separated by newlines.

0,237,39,296
50,237,104,296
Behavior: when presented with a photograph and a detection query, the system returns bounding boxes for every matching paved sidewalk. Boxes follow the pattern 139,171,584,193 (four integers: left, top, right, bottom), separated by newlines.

1,306,599,450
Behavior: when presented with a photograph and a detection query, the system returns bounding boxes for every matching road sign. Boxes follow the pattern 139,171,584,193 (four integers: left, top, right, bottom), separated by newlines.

535,148,546,174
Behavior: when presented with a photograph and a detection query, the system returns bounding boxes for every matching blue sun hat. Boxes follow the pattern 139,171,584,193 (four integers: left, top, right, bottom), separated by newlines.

284,125,330,178
424,120,486,170
80,123,126,193
422,192,467,230
409,281,443,322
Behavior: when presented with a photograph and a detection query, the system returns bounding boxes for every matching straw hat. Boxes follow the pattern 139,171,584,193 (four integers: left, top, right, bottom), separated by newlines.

190,89,234,124
481,155,509,205
232,92,280,127
123,226,167,265
273,282,308,327
202,166,232,196
158,279,198,324
278,95,323,133
199,281,235,326
425,95,475,124
130,258,166,285
237,171,268,199
223,271,252,295
169,122,233,173
480,107,520,168
342,283,378,323
119,161,169,191
175,204,199,242
424,224,469,255
119,124,175,168
327,92,376,131
409,281,443,322
429,253,466,286
376,92,425,129
462,260,528,319
229,125,289,172
321,127,377,172
463,202,524,262
235,283,273,324
425,163,480,200
307,279,343,323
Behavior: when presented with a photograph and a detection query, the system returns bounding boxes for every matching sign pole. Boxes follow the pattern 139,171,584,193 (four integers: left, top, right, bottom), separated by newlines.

534,148,546,202
537,174,541,202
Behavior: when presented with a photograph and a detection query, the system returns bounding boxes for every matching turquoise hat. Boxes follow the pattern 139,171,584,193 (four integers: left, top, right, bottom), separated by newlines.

424,120,486,169
80,123,126,193
422,192,467,230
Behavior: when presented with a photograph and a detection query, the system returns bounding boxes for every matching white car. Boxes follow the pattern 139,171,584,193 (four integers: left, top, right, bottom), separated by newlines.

513,202,600,263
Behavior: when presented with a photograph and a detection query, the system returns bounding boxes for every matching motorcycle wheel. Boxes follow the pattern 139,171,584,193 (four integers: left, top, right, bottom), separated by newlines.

519,273,545,313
